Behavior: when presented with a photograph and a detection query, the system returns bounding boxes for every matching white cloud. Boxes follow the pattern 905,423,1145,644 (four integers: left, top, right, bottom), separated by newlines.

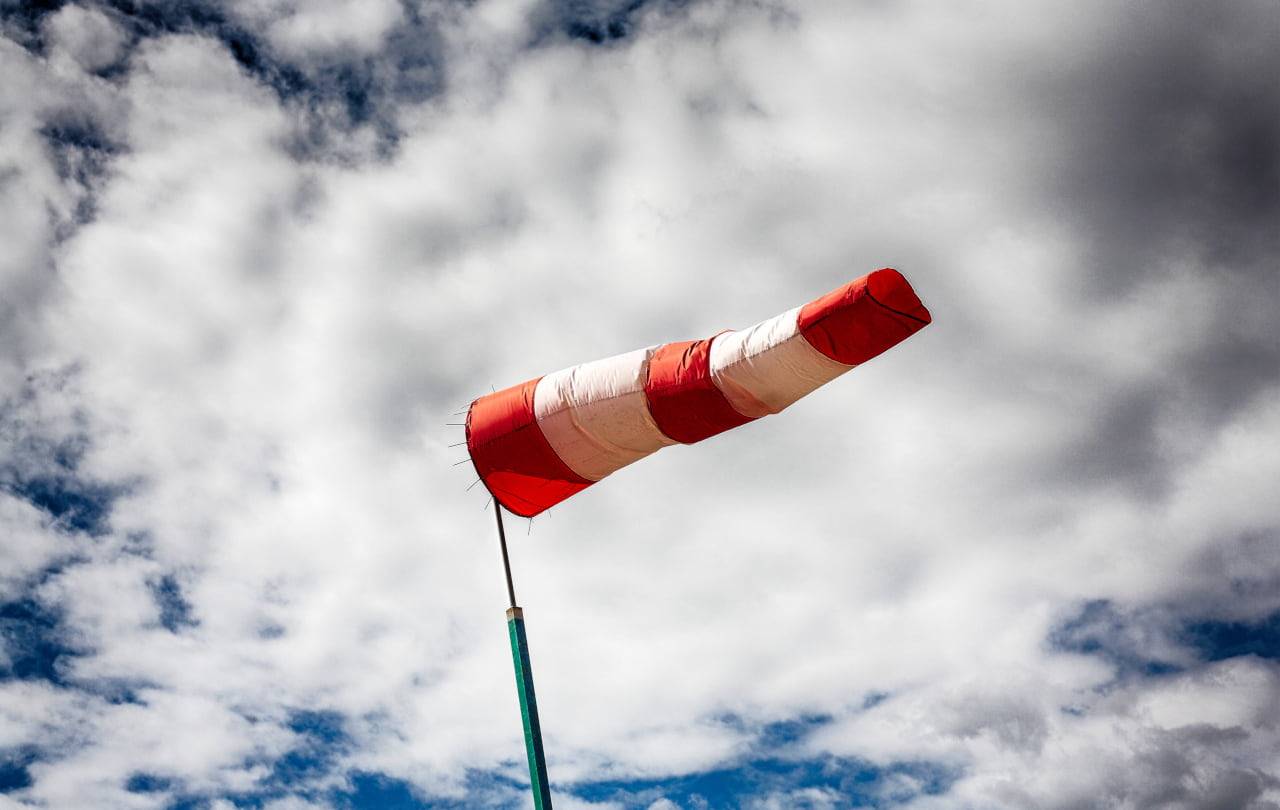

870,658,1280,810
0,495,69,603
227,0,405,58
747,786,842,810
42,5,129,73
0,34,125,392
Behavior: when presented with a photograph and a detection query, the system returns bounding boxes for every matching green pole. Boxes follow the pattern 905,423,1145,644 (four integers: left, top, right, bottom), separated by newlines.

494,503,553,810
507,606,552,809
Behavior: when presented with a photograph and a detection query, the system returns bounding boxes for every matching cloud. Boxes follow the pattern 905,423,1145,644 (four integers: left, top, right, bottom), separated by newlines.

1,0,1278,807
42,5,130,73
225,0,406,58
845,657,1280,810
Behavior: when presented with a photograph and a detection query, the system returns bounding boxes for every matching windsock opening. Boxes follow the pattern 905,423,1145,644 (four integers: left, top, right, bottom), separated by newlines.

465,378,591,517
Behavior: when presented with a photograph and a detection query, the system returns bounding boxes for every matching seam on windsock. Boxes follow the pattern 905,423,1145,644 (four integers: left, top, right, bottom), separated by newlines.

863,286,930,325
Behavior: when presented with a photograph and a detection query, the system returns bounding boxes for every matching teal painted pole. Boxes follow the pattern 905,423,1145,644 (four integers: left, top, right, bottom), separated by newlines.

494,503,553,810
507,606,553,809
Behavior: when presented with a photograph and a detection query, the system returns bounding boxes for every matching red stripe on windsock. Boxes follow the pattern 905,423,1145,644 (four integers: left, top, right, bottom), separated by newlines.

798,268,931,365
644,338,755,444
466,378,592,517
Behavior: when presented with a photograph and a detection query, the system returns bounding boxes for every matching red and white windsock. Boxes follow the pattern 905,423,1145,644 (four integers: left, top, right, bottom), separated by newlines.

466,268,931,517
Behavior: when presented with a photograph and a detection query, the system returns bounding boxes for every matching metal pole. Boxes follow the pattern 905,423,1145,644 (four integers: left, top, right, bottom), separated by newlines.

494,502,553,810
494,499,517,610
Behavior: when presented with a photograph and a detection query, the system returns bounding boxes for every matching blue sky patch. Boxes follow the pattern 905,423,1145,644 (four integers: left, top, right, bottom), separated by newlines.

1,397,120,537
5,474,117,536
571,755,958,809
0,747,37,794
125,772,174,793
1183,610,1280,661
271,709,350,786
1047,599,1183,678
149,575,199,633
567,713,955,808
537,0,684,45
339,772,439,810
1050,599,1280,683
0,596,77,685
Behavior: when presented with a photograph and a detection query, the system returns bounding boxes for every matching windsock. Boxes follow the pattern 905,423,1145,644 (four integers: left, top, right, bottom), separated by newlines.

466,268,931,517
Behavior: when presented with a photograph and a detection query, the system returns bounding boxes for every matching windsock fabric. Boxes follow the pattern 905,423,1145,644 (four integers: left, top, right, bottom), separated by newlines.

466,268,931,517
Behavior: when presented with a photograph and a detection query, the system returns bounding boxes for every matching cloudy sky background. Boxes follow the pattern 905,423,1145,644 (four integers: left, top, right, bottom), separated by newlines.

2,0,1279,807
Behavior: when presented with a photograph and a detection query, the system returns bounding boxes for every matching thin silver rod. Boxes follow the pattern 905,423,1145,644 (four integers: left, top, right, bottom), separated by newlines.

494,501,517,610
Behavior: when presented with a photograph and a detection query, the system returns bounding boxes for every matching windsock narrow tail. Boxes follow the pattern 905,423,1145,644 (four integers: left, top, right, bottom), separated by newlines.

466,268,931,517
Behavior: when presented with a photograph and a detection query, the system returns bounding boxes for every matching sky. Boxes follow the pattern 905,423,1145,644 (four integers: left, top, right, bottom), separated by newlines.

1,0,1279,808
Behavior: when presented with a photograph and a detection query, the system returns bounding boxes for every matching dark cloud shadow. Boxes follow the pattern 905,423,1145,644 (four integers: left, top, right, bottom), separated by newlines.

1041,1,1280,296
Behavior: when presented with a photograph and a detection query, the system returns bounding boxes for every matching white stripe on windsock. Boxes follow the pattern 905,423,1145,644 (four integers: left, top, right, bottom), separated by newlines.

708,306,852,418
533,346,676,482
